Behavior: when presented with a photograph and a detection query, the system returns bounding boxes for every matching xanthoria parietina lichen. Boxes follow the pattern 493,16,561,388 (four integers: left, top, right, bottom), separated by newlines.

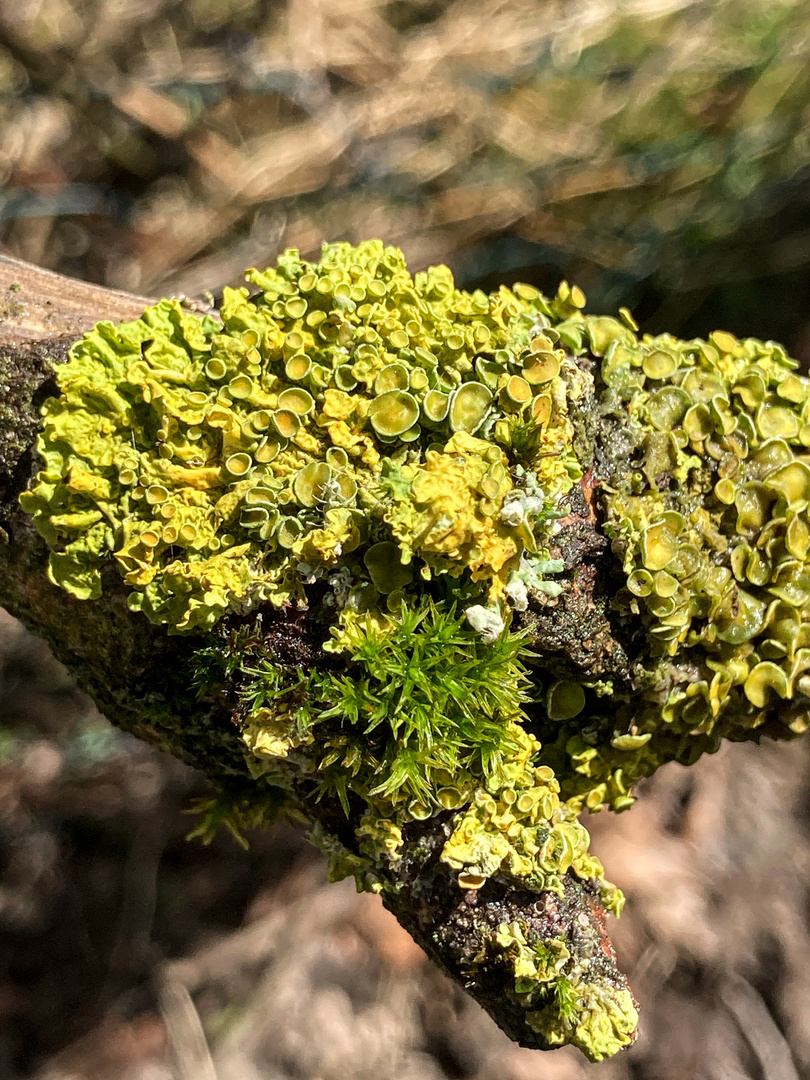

20,239,810,1060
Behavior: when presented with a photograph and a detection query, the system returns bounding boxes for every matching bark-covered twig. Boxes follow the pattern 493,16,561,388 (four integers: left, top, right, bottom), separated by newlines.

3,242,807,1062
0,252,635,1061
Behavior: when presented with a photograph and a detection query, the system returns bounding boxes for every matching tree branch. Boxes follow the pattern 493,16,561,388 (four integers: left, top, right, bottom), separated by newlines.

0,253,154,343
10,239,800,1063
0,253,635,1061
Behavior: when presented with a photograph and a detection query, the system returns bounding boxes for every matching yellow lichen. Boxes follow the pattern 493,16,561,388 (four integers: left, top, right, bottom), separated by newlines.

21,241,580,633
241,705,310,761
527,980,639,1062
22,247,668,1061
441,725,620,909
382,431,519,595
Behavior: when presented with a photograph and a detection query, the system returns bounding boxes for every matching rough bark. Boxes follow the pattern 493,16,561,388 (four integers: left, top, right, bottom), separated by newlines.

0,254,632,1055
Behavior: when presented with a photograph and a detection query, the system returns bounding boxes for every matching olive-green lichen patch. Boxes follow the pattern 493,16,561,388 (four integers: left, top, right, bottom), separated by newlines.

604,333,810,684
21,241,587,633
521,305,810,814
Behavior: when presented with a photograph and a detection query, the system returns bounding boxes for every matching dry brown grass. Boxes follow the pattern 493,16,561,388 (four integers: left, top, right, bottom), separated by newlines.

2,0,810,344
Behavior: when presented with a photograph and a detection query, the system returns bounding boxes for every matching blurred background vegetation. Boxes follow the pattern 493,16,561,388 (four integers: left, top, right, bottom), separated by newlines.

4,0,810,346
3,1,810,1078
